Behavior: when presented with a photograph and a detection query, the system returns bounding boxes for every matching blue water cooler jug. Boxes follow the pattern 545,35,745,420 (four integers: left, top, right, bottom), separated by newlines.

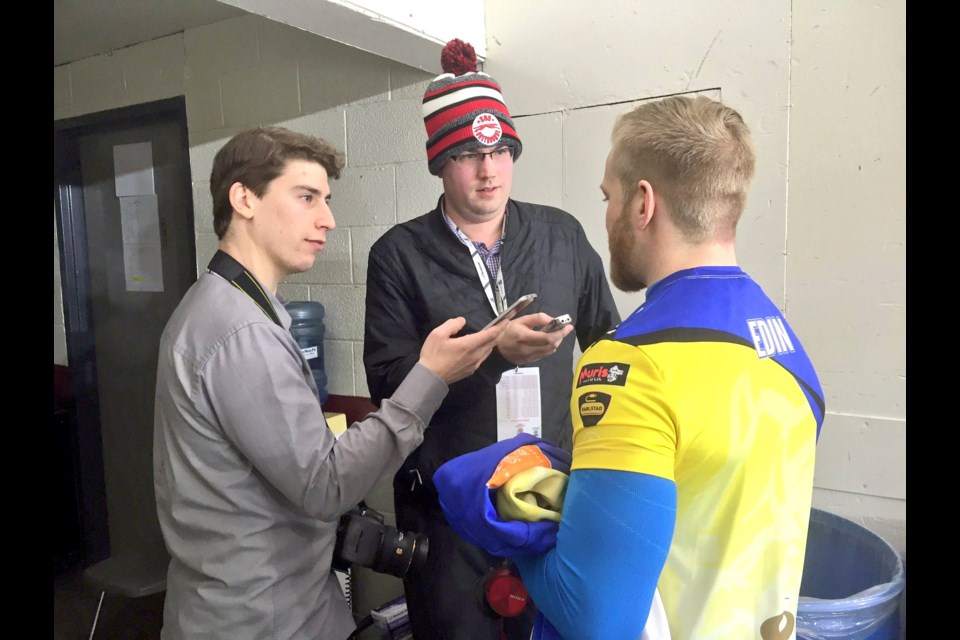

286,301,328,405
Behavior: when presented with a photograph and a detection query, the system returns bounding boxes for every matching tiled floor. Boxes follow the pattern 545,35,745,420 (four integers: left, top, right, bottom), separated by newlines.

53,566,164,640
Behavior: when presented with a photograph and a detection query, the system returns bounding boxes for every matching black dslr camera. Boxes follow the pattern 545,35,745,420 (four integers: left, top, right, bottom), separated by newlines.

332,502,428,579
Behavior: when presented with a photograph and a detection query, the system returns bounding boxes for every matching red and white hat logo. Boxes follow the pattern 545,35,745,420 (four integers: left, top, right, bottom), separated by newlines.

472,113,503,146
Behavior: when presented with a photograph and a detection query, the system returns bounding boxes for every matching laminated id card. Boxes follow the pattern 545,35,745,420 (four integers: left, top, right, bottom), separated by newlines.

496,367,542,441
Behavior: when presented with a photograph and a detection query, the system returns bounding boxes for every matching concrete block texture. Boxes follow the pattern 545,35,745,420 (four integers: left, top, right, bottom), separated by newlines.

285,229,352,285
120,34,185,106
485,0,789,116
814,413,905,501
255,16,328,66
787,1,906,421
351,226,393,285
560,101,647,319
221,59,301,128
396,162,441,223
191,182,213,236
299,39,391,113
510,112,563,210
347,99,426,167
184,16,258,80
323,340,356,397
277,283,310,303
70,52,125,116
194,233,221,280
389,62,432,100
276,110,347,159
310,284,366,342
334,166,397,227
184,73,224,133
187,126,248,182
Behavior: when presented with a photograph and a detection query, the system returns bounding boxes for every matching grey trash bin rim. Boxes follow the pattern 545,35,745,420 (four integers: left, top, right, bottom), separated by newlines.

798,508,904,614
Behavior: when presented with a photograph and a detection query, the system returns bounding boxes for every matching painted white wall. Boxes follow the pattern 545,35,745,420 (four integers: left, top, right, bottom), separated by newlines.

54,0,905,618
220,0,485,72
341,0,486,57
484,0,906,562
789,0,906,572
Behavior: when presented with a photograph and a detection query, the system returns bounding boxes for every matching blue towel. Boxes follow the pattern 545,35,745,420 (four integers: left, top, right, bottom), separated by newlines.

434,434,570,639
434,433,571,558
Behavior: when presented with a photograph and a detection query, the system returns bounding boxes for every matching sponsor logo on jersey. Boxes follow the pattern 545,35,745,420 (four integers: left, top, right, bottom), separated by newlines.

747,316,796,358
578,392,611,427
760,611,795,640
576,363,630,387
472,113,503,145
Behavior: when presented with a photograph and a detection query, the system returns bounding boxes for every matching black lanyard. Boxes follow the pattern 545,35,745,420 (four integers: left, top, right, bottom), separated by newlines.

207,250,282,327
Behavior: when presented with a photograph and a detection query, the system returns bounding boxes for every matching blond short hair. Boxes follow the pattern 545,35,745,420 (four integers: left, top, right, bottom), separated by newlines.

610,95,756,242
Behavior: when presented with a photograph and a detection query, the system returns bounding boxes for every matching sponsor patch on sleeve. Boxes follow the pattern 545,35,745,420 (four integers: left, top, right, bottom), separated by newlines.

576,362,630,387
577,392,611,427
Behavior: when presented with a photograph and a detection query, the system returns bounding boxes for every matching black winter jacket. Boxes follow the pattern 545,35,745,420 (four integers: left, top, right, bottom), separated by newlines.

363,197,620,493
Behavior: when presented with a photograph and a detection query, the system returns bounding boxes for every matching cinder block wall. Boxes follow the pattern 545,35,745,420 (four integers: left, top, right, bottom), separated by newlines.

54,15,438,400
54,0,906,623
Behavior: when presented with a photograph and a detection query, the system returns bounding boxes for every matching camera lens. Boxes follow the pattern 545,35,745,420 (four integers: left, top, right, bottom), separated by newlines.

333,505,430,579
373,528,429,579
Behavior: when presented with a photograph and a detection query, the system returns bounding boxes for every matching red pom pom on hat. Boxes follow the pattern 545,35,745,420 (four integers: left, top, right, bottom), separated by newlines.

422,37,522,175
440,39,478,76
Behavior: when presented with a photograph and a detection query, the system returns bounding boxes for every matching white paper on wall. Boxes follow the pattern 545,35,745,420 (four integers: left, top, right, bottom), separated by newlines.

113,142,164,292
123,241,164,292
113,141,155,197
120,195,161,243
119,193,164,292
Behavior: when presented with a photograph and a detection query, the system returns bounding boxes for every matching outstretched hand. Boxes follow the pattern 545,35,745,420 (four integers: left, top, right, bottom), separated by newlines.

418,317,508,384
497,313,575,366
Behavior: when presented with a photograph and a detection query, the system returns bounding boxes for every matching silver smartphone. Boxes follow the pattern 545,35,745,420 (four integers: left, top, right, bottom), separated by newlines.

539,313,572,333
482,293,538,330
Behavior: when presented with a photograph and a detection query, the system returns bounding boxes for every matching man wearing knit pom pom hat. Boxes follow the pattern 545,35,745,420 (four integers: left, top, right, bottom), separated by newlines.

363,39,620,639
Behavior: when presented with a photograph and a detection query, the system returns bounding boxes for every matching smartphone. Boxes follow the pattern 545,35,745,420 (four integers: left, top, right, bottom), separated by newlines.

539,313,572,333
482,293,538,330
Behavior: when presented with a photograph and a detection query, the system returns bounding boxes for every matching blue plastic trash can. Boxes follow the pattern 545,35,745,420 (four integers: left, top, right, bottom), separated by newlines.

797,508,905,640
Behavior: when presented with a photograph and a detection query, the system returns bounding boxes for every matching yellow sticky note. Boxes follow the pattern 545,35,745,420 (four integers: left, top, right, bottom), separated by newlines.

324,412,347,436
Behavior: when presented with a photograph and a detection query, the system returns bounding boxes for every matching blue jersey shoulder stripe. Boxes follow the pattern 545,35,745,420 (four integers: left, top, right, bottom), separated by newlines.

600,267,825,436
619,327,755,349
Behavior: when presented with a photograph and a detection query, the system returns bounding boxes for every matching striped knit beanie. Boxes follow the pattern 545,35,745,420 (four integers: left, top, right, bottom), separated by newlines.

422,39,522,176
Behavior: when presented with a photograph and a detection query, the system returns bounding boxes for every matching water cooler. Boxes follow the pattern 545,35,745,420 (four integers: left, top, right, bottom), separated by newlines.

286,301,329,405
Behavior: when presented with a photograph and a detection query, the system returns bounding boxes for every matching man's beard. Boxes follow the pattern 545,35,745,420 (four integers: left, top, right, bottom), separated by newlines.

608,205,646,292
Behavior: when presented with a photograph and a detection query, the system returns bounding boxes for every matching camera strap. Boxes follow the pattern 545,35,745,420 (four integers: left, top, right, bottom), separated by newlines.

207,250,282,328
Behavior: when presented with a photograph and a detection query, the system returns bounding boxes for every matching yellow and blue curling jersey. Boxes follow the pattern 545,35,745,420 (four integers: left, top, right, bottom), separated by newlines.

571,266,824,640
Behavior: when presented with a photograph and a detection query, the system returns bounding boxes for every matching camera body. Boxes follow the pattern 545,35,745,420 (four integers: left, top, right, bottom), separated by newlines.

332,503,428,579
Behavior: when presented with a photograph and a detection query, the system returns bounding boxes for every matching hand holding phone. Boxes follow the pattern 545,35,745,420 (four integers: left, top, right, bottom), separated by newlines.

482,293,538,330
538,314,572,333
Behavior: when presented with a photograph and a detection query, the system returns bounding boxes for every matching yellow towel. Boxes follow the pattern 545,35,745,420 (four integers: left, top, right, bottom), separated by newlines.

495,466,569,523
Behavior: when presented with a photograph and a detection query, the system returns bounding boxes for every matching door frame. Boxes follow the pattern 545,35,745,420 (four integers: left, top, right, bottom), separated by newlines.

54,96,195,566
